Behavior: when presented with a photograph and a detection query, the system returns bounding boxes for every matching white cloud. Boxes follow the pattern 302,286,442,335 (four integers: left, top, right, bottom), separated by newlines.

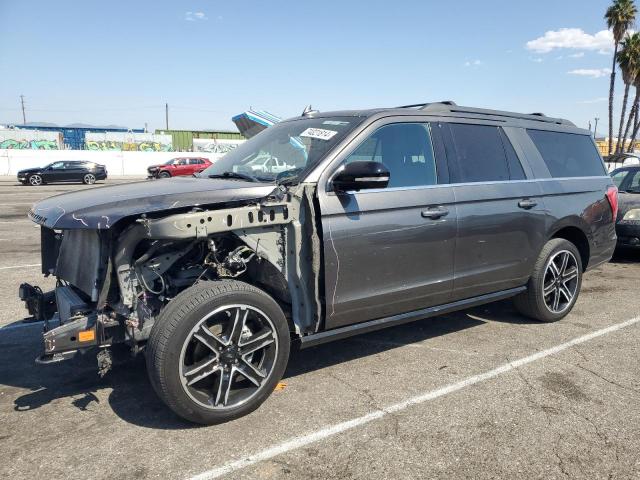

568,68,611,78
531,57,544,63
526,28,613,54
578,97,608,104
464,59,483,67
185,11,208,21
569,52,585,58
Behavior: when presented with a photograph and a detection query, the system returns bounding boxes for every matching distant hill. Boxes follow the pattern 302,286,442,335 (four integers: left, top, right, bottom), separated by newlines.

16,122,132,130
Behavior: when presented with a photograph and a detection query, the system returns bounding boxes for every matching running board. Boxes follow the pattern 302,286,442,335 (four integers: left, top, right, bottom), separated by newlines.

299,287,526,349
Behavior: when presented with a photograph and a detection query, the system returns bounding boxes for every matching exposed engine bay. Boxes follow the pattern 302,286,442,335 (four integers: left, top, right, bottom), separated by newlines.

20,183,323,373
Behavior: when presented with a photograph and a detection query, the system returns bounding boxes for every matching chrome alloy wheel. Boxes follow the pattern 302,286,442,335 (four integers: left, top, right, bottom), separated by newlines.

83,173,96,184
29,174,43,186
178,304,278,410
542,250,579,314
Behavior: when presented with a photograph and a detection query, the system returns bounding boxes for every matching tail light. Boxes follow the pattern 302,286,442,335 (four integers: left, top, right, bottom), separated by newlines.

605,185,619,221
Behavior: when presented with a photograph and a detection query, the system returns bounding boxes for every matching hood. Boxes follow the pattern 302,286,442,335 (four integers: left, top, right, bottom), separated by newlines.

619,191,640,217
18,167,42,174
147,164,164,170
28,177,275,229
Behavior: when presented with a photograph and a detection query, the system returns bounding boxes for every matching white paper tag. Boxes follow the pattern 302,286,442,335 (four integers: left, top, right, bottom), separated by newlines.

323,120,350,126
300,128,338,141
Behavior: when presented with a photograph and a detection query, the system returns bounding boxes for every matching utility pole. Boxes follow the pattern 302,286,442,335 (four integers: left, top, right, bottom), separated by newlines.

594,117,599,139
19,95,26,125
165,103,169,130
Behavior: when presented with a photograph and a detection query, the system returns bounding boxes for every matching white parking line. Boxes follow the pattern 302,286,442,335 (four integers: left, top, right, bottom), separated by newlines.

0,263,41,271
189,315,640,480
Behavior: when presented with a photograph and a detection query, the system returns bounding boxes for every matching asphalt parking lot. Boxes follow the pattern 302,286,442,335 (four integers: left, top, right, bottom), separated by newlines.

0,176,639,480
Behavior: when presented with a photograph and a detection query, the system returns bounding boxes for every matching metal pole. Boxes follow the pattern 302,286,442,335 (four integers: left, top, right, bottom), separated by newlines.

20,95,26,125
165,103,169,130
594,117,599,139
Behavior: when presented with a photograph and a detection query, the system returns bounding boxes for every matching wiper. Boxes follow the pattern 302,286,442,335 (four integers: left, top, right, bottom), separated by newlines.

208,171,257,182
276,168,304,186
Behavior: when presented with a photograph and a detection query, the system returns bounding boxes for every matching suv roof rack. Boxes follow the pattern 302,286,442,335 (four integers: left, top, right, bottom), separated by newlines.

396,101,457,109
395,101,573,126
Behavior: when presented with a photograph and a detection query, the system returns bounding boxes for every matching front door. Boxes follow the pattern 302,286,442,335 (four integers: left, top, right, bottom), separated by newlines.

318,121,457,329
42,161,66,182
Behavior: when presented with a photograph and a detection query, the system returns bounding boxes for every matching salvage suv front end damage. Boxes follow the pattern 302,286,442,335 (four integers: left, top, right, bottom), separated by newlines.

21,180,323,372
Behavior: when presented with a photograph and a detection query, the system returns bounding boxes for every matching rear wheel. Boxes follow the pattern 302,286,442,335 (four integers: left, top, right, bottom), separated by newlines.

28,174,43,186
514,238,582,322
146,280,290,425
83,173,96,185
158,171,171,178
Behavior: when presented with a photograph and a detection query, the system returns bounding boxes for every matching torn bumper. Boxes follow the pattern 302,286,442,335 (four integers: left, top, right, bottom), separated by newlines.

19,283,101,363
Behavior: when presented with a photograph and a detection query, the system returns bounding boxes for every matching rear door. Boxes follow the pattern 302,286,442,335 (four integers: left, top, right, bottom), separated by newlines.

318,120,457,329
64,161,85,182
441,122,547,300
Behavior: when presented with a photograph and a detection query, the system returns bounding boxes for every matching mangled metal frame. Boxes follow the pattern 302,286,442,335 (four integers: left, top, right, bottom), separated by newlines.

119,182,323,336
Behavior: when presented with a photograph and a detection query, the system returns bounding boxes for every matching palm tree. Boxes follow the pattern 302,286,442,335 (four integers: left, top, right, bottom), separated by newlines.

616,33,640,152
628,80,640,150
605,0,637,155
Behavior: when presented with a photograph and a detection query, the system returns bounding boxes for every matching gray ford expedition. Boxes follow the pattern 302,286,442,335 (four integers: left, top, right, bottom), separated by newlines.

20,102,618,424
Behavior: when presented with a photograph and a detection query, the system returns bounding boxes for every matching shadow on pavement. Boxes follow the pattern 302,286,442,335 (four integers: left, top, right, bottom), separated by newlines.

1,299,529,429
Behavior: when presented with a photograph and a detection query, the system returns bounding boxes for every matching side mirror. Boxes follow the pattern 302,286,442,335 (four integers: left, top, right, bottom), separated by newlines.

332,161,390,192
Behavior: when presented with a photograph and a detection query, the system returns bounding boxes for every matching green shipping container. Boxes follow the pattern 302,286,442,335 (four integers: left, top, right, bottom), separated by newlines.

155,129,244,152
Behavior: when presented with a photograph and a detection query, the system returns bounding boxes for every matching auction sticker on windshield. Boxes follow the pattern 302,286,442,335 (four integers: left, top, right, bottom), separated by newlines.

300,128,338,141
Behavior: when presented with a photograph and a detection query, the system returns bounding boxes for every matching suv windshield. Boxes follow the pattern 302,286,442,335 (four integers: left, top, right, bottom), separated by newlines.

200,116,362,184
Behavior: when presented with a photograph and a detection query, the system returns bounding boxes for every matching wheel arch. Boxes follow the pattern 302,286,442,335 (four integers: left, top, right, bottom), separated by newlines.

549,223,591,271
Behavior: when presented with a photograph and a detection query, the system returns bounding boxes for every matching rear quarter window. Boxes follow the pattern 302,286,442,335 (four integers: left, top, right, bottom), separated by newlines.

527,130,605,178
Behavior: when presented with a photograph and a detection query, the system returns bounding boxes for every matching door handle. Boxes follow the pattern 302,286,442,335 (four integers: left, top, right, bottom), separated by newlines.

518,199,538,210
421,207,449,219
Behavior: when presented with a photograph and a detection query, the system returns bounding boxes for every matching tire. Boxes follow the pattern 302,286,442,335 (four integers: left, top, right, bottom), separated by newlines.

83,173,96,185
28,174,43,186
158,171,171,179
513,238,583,322
146,280,290,425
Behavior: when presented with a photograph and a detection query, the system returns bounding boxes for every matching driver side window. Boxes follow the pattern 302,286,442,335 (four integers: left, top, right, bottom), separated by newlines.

50,161,65,169
343,123,437,188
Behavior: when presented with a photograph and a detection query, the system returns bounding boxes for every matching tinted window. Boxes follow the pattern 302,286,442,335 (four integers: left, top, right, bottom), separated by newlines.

344,123,437,188
611,169,629,187
527,130,605,178
448,124,522,182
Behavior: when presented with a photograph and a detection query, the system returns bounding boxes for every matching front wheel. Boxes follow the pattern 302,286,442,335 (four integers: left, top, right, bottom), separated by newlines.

146,280,290,425
28,174,43,186
513,238,583,322
83,173,96,185
158,171,171,178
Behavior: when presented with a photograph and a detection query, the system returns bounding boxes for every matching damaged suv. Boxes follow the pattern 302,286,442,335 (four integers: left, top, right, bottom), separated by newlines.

20,102,617,424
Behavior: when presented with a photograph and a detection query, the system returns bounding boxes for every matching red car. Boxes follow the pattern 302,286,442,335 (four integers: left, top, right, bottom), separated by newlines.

147,157,212,179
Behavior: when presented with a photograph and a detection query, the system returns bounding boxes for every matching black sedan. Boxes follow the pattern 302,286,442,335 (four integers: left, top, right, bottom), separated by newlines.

17,161,107,186
611,166,640,248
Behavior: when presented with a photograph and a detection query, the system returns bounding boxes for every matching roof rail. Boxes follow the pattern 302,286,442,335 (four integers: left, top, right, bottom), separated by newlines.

394,102,574,126
396,101,457,109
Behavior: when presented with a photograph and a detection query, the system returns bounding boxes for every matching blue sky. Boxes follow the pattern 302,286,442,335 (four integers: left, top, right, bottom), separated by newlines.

0,0,624,134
